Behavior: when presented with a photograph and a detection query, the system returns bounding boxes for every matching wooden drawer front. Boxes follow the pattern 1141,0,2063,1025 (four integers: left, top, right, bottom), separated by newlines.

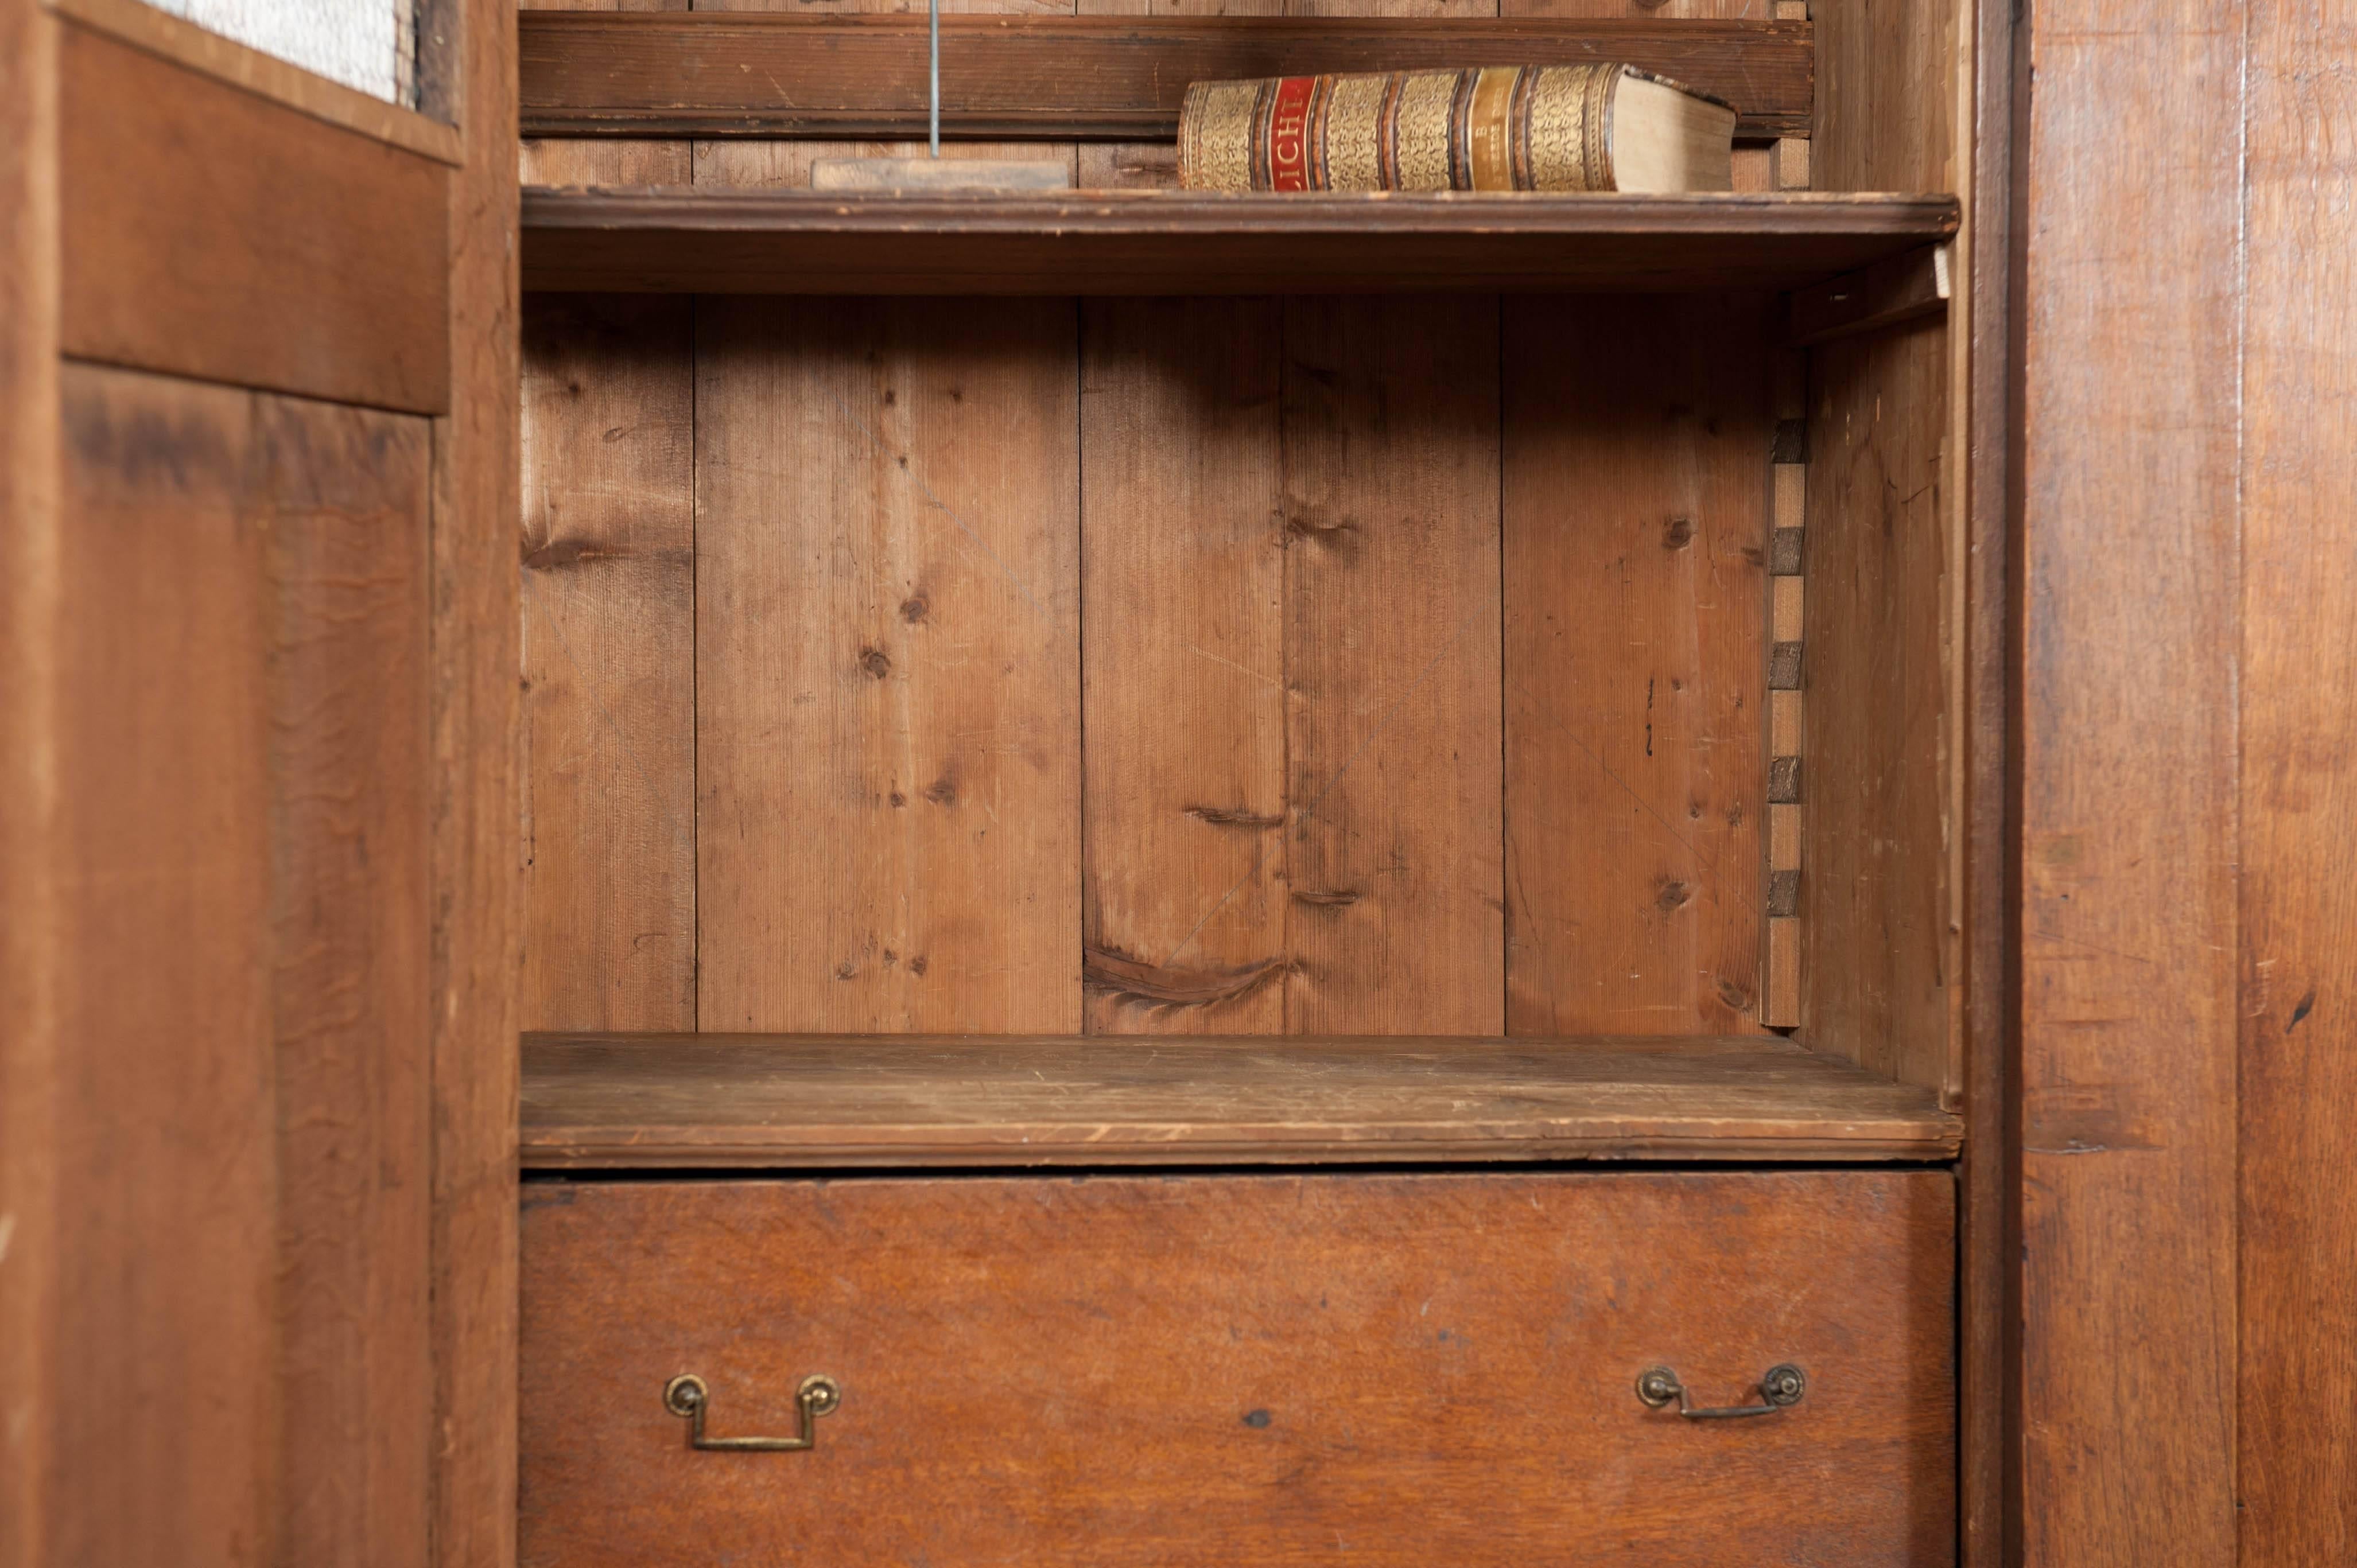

520,1172,1954,1566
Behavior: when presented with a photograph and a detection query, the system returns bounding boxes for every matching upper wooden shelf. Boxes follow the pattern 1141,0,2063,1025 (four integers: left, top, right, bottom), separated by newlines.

519,14,1814,142
521,188,1958,295
521,1033,1963,1169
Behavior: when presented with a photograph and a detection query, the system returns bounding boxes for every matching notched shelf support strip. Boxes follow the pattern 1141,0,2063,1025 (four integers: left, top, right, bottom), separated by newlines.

1762,365,1807,1032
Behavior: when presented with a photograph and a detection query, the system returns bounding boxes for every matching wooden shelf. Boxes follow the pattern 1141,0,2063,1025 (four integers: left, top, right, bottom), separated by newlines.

522,1033,1963,1169
519,14,1814,143
522,188,1959,296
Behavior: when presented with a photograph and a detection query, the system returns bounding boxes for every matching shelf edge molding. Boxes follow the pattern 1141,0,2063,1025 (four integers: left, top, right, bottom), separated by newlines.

520,188,1962,297
519,14,1815,143
521,1032,1966,1169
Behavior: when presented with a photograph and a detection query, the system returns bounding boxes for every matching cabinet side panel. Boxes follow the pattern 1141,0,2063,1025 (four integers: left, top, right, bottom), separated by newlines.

694,298,1082,1032
1503,294,1770,1036
1080,298,1288,1035
1801,321,1951,1087
2236,1,2357,1561
1280,296,1504,1036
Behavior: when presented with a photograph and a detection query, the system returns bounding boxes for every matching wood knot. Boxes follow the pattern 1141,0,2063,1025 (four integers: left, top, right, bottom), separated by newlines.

1655,879,1694,913
923,776,957,806
899,594,929,624
1661,516,1695,549
1291,888,1361,909
859,646,891,679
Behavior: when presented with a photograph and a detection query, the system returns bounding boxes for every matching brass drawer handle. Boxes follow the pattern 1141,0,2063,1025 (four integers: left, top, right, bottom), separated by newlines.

663,1373,840,1452
1636,1364,1807,1419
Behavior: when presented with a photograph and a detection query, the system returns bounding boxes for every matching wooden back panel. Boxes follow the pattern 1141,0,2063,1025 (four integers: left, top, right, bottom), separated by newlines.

522,290,1776,1039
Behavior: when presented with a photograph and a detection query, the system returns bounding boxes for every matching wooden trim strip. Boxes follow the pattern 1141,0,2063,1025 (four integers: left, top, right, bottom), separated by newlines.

46,0,461,167
520,14,1815,143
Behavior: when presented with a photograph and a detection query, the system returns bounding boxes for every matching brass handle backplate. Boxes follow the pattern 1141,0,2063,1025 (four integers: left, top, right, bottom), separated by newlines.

663,1373,840,1452
1636,1364,1807,1420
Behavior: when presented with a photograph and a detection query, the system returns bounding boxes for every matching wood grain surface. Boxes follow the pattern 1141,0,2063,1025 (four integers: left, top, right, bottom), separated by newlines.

1282,296,1502,1033
1502,293,1769,1034
522,293,698,1032
258,394,434,1568
1799,0,1958,1100
1803,318,1950,1088
58,25,449,413
2236,1,2357,1560
49,367,276,1568
1080,297,1288,1034
426,0,525,1557
519,14,1815,140
0,1,60,1561
2014,0,2244,1558
693,297,1082,1032
48,364,437,1568
521,189,1962,295
521,1033,1962,1165
519,1171,1955,1566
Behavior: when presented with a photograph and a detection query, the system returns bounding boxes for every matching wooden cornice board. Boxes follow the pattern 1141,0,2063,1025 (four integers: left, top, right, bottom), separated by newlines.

519,14,1814,142
521,189,1959,295
522,1033,1963,1168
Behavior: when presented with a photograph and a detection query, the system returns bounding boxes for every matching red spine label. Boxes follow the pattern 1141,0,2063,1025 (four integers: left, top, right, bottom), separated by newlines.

1267,76,1317,192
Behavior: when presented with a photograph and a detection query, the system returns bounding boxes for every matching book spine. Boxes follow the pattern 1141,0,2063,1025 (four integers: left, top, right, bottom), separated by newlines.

1179,65,1622,193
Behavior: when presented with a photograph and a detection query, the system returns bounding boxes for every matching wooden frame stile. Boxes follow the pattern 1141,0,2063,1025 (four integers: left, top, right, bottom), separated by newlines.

0,2,63,1566
2015,0,2243,1557
432,0,523,1565
1957,0,2018,1558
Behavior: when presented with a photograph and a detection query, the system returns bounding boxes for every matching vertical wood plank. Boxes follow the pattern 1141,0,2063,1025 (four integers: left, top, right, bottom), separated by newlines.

696,298,1081,1033
1080,298,1288,1033
2236,2,2357,1561
258,393,434,1568
1502,294,1769,1036
1280,295,1502,1035
521,293,696,1032
52,365,274,1568
429,0,523,1555
0,3,60,1564
2015,0,2243,1558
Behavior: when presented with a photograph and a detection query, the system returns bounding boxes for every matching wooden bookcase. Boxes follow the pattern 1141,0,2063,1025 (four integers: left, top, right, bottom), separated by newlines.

509,5,1987,1559
515,6,1973,1168
14,0,2355,1558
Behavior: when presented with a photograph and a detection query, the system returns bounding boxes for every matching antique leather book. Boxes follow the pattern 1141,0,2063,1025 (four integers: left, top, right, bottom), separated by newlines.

1178,64,1736,193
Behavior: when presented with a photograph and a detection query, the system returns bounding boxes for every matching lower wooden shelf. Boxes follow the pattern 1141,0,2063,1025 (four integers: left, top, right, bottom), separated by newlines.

521,1033,1962,1168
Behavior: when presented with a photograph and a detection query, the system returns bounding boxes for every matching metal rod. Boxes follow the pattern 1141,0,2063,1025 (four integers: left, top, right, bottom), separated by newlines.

929,0,940,157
